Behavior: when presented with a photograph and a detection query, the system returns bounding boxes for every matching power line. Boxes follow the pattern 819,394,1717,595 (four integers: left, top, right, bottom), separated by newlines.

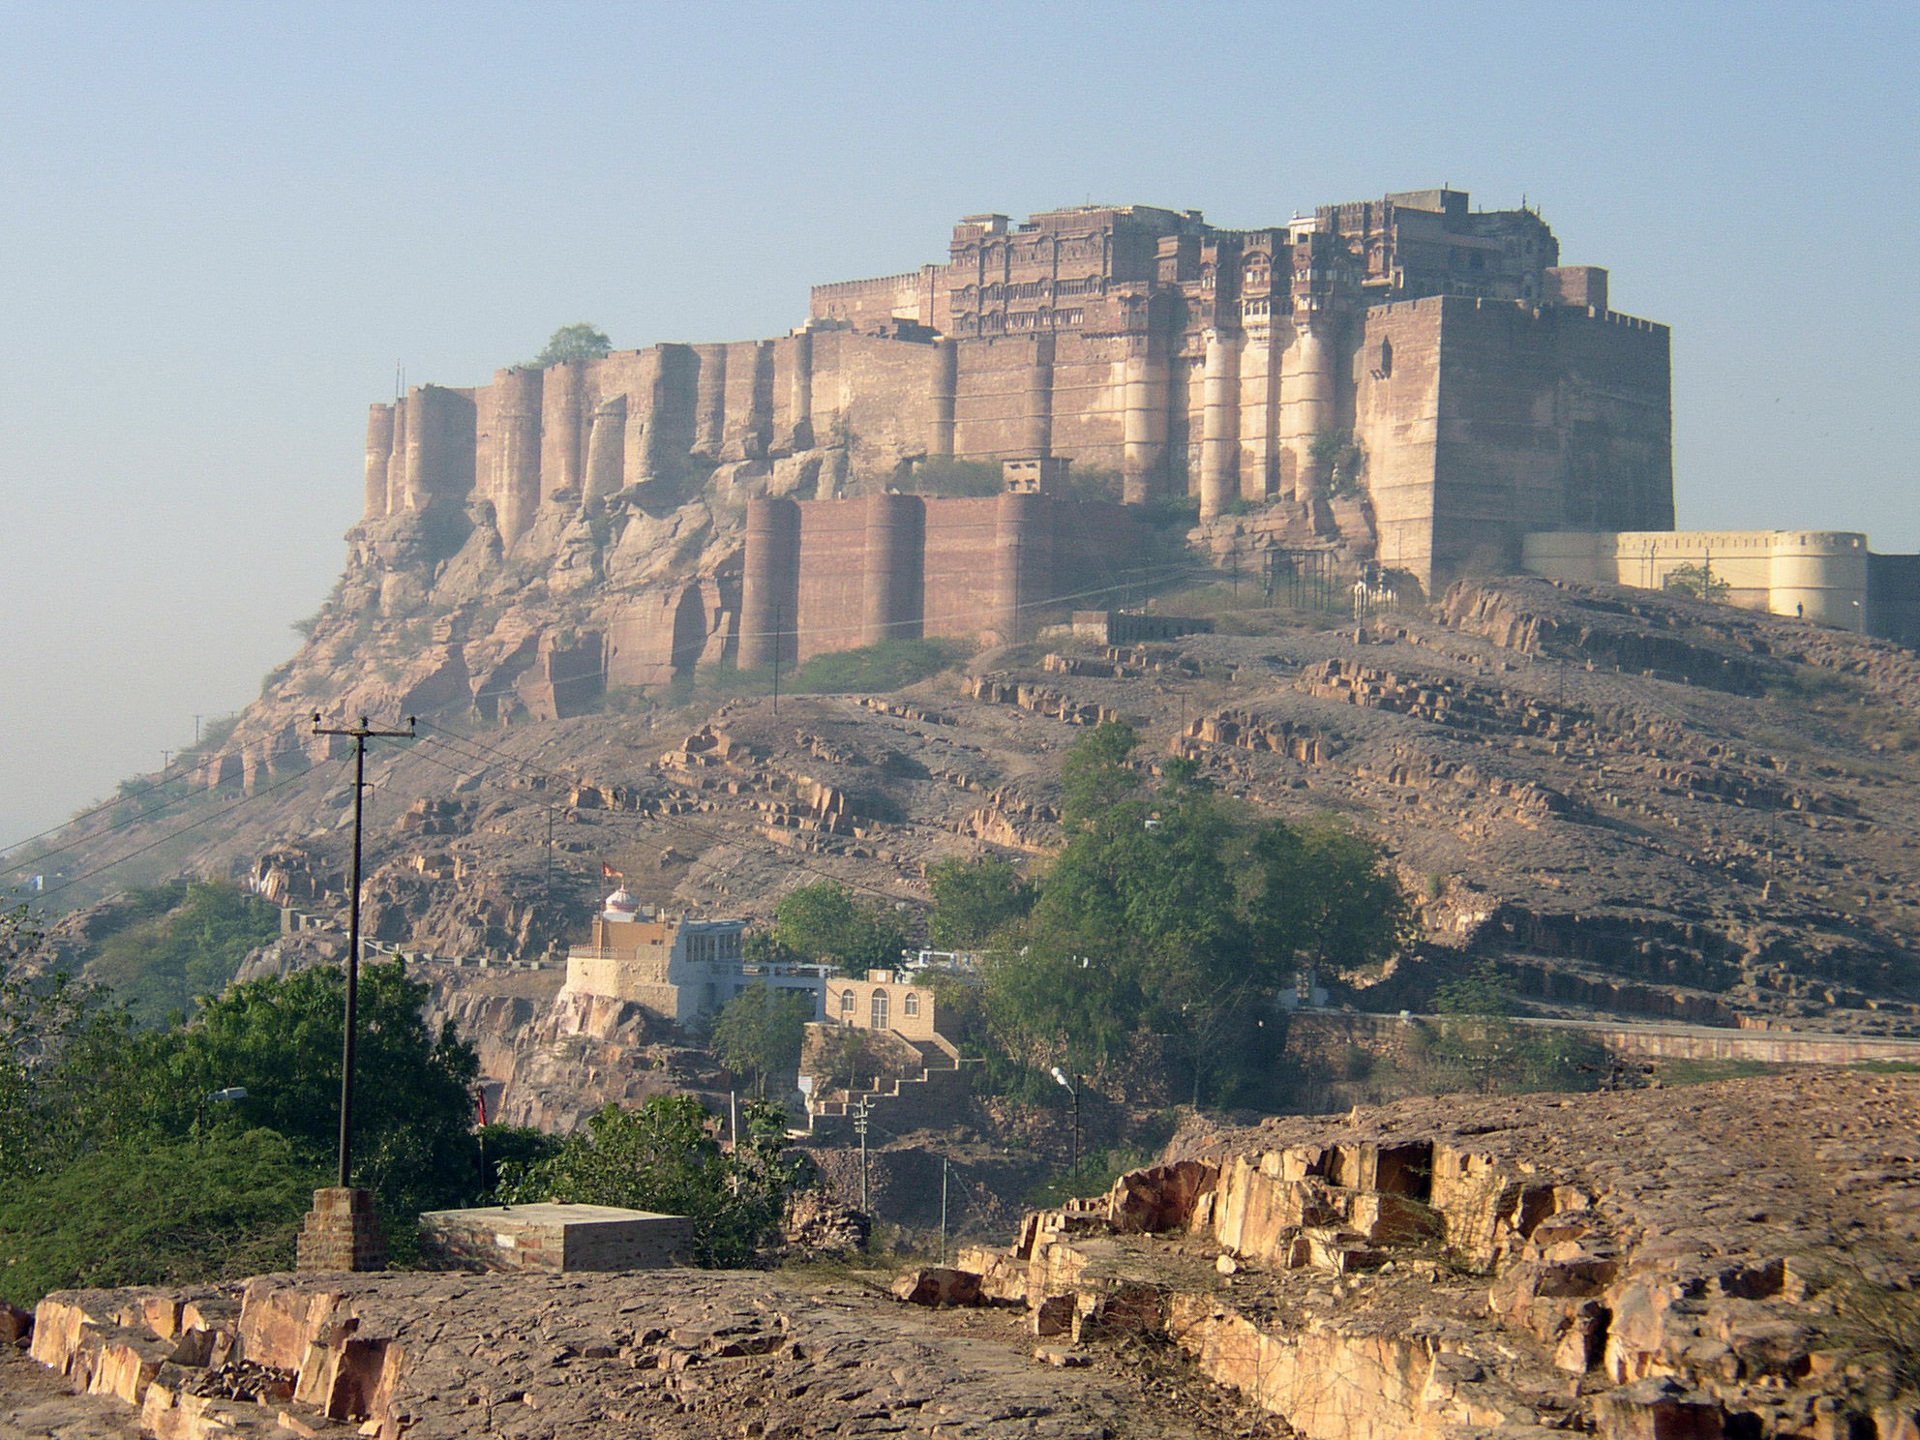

31,761,321,903
0,740,277,869
5,737,316,883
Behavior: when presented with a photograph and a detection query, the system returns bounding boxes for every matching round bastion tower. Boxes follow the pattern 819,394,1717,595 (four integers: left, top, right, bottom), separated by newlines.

1769,532,1870,631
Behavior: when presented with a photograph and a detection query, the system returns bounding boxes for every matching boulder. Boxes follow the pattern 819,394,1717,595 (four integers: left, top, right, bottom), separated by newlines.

889,1267,983,1308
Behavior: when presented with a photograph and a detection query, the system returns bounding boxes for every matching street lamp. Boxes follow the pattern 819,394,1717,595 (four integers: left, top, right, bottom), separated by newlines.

1050,1066,1079,1185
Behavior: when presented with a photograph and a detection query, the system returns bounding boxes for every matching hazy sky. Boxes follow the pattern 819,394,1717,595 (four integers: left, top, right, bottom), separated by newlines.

1,1,1914,854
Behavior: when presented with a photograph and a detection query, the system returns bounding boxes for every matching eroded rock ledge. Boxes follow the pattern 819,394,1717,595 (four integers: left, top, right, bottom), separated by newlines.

924,1068,1920,1438
21,1071,1920,1440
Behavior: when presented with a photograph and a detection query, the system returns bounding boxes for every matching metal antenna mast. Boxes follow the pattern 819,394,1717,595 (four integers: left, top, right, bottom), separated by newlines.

310,713,416,1188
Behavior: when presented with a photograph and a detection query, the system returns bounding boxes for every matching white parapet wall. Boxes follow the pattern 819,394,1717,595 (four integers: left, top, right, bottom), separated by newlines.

1523,528,1870,631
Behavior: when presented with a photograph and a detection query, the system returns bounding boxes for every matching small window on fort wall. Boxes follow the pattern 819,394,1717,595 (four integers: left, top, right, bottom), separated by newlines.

1378,338,1393,378
871,990,890,1030
839,989,855,1013
904,993,920,1017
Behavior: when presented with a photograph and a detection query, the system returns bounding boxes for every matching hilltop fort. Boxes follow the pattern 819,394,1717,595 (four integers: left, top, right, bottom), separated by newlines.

359,189,1670,617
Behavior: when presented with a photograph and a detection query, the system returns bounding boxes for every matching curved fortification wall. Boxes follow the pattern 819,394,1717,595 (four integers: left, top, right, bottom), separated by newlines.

1769,531,1871,629
1522,528,1872,632
738,488,1141,664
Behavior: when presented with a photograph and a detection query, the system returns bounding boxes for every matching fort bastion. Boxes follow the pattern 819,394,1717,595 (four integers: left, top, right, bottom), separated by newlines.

359,188,1674,604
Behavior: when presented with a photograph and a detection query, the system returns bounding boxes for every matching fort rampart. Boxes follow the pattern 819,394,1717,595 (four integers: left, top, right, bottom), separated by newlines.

358,190,1675,595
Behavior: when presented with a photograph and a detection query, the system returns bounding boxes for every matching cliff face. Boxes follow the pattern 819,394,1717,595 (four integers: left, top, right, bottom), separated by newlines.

941,1069,1920,1439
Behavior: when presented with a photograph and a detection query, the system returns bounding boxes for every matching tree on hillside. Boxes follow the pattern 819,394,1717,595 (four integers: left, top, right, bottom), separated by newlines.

927,856,1032,948
0,945,484,1302
51,960,481,1238
499,1094,811,1266
530,323,612,368
84,879,280,1027
0,1127,320,1309
978,724,1409,1106
770,882,912,973
711,985,812,1097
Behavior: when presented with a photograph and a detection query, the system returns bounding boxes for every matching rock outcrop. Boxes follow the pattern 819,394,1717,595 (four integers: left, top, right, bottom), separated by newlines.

949,1069,1920,1438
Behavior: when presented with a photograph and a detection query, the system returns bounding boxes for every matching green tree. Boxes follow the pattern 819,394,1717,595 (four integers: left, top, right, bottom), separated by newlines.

85,879,280,1027
0,1127,321,1309
927,856,1032,948
530,323,612,368
710,985,812,1097
500,1094,811,1266
979,726,1408,1107
61,960,483,1234
770,883,912,973
1059,719,1141,830
1662,561,1731,603
1,909,132,1180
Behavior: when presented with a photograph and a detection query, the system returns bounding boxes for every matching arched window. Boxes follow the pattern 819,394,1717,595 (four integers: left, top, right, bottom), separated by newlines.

838,989,855,1015
870,989,890,1030
903,992,920,1017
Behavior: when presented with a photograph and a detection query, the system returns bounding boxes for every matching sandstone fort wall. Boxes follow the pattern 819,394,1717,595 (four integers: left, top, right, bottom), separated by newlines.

359,193,1678,600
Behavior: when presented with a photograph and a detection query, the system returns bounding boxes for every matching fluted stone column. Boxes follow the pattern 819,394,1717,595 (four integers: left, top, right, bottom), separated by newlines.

364,405,395,520
786,330,815,451
861,493,924,646
694,344,729,457
1199,329,1241,519
929,339,959,459
495,368,543,545
542,362,585,501
1281,326,1335,503
993,490,1052,646
1121,348,1168,506
584,395,627,505
1025,335,1055,458
739,496,800,671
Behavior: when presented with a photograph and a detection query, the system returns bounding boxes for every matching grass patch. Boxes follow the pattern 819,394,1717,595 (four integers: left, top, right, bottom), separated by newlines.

1649,1057,1779,1086
1853,1059,1920,1075
790,639,973,694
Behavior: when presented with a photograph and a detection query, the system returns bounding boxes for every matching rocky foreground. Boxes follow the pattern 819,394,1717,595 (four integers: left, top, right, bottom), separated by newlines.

11,1069,1920,1440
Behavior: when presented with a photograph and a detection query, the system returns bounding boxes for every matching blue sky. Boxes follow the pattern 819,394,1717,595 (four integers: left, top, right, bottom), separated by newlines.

1,0,1914,850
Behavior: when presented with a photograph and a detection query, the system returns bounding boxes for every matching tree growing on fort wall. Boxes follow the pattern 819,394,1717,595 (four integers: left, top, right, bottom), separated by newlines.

1309,429,1366,497
529,322,612,368
1662,561,1731,603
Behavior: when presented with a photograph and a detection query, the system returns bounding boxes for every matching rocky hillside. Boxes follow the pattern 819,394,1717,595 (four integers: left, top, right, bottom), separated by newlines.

26,542,1920,1035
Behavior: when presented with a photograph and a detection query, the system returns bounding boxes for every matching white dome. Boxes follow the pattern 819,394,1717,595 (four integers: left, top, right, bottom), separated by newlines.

602,886,641,921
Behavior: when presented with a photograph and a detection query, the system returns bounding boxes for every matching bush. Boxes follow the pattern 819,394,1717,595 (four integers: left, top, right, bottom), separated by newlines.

84,879,280,1027
500,1095,809,1267
789,639,970,694
0,1127,321,1308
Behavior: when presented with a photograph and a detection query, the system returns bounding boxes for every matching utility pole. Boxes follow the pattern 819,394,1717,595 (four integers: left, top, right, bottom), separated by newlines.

545,807,554,900
939,1155,950,1263
771,594,782,716
193,714,204,744
852,1096,873,1212
310,713,416,1189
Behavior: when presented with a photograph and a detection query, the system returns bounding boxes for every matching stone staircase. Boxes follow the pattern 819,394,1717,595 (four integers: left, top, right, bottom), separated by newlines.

805,1033,975,1141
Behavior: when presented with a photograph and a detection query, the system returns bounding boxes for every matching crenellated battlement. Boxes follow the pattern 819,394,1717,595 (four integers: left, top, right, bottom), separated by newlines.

359,190,1672,594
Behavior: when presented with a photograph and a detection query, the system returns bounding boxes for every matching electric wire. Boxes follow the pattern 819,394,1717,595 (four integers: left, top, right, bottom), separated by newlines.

2,737,315,880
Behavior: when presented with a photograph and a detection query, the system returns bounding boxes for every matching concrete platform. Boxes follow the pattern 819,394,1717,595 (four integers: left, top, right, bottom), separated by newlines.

418,1202,693,1273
